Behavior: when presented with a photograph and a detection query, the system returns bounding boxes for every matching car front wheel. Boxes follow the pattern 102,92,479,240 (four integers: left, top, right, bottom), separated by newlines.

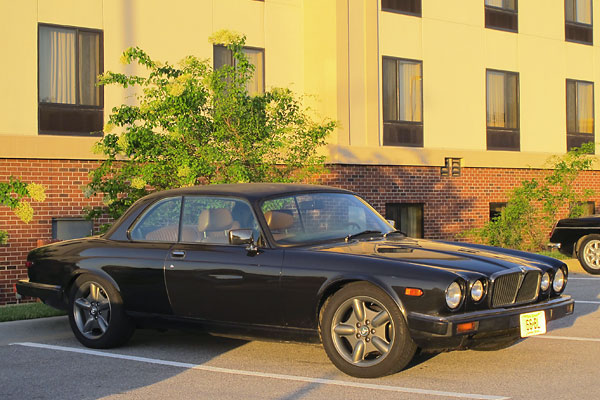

578,234,600,275
68,274,134,348
320,282,416,378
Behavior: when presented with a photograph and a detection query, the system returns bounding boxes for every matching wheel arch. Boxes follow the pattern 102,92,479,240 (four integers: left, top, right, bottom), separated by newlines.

65,268,122,300
316,275,408,331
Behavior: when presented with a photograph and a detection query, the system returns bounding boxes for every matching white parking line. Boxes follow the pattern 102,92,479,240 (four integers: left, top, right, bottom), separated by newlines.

10,342,509,400
575,300,600,304
568,277,600,280
532,335,600,343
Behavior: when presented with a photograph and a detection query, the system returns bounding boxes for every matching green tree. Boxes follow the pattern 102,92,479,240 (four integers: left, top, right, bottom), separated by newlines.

85,31,335,231
469,143,596,251
0,179,46,244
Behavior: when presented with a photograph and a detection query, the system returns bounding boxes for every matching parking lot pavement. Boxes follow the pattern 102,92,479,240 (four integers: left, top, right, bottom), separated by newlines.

1,269,599,400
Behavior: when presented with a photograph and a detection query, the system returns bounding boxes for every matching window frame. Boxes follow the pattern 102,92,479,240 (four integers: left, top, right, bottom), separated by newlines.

566,78,595,151
382,56,424,147
212,44,266,94
381,0,422,17
486,68,520,151
484,0,518,33
37,23,104,136
489,202,507,221
385,203,424,238
565,0,593,45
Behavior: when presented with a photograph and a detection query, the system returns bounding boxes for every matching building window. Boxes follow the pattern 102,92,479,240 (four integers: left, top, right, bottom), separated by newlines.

485,0,518,32
381,0,422,17
489,202,507,221
385,203,424,238
567,79,595,151
486,69,520,151
565,0,593,44
52,218,93,240
213,45,265,95
382,57,423,147
38,24,103,136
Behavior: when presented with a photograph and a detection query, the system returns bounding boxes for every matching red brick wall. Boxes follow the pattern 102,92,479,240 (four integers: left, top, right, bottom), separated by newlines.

1,158,599,305
0,159,105,305
317,164,600,240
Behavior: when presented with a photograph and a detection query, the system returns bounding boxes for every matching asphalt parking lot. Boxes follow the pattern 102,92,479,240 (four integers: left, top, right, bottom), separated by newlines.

1,260,598,400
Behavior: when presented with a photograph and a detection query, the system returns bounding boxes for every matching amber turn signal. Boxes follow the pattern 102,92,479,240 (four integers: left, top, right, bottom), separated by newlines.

404,288,423,297
456,322,477,333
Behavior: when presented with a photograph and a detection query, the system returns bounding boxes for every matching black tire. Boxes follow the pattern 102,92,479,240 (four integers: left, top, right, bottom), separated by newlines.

320,282,417,378
577,234,600,275
68,274,135,348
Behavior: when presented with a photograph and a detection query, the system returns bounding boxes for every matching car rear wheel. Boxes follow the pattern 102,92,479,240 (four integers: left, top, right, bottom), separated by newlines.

68,275,134,348
320,282,416,378
577,234,600,275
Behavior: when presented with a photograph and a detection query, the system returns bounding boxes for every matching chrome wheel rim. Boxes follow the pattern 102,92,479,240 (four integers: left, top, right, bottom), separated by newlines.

73,281,111,340
583,240,600,270
330,296,395,367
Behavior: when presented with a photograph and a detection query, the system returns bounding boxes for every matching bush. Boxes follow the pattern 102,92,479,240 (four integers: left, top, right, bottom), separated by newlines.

85,31,335,231
0,179,46,243
468,143,596,252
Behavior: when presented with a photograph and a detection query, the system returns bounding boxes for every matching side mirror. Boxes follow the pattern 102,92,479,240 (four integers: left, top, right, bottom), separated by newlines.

229,229,258,252
387,219,396,228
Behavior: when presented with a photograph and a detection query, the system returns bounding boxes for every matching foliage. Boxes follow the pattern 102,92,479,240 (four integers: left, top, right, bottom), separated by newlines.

0,179,47,243
85,31,335,231
468,143,596,252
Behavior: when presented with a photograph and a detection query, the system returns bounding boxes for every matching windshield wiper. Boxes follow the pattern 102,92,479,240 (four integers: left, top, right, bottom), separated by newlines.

345,230,383,242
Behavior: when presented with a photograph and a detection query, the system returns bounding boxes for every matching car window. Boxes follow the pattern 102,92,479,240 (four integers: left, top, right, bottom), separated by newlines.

181,196,261,244
129,197,182,242
261,193,392,245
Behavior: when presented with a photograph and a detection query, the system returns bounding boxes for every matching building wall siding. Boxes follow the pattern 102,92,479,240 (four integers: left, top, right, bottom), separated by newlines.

1,158,599,305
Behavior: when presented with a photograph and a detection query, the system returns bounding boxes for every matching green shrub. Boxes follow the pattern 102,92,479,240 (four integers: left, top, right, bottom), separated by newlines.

85,31,335,232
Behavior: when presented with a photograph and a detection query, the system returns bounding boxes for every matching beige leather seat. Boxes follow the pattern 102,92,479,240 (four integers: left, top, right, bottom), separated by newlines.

145,225,199,242
197,208,240,243
263,210,294,240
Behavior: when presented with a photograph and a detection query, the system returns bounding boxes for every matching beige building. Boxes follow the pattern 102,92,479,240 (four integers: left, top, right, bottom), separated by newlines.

0,0,599,304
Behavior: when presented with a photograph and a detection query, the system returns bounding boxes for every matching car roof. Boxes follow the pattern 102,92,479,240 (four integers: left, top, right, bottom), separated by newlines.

142,183,353,202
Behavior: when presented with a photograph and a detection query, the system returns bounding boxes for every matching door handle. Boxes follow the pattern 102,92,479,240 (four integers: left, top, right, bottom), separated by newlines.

171,250,186,259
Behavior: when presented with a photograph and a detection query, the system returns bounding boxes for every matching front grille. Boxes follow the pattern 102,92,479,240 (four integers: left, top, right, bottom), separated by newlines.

491,270,540,308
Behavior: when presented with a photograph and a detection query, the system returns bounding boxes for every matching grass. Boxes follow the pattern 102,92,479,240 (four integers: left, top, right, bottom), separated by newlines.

0,302,66,323
536,249,571,260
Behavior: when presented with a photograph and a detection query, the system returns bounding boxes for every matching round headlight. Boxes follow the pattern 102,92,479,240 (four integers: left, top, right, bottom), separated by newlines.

553,268,566,292
470,280,484,302
446,281,463,309
540,272,550,292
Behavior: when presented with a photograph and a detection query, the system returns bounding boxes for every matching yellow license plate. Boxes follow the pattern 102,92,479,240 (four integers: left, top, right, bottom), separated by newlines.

520,311,546,338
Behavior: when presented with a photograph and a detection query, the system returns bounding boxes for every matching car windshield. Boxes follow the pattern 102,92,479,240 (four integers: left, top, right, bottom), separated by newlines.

260,192,394,245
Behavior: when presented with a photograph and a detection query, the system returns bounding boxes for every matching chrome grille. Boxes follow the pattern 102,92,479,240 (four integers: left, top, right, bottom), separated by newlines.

515,271,541,303
491,270,541,308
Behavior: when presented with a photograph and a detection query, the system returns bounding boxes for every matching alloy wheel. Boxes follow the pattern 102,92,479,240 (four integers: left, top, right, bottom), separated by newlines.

73,281,112,340
330,296,395,367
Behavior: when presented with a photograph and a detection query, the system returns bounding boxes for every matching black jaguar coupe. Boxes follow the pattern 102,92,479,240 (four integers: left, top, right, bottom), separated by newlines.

17,183,574,378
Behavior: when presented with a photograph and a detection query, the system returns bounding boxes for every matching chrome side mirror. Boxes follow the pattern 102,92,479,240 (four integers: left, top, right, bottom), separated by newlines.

229,229,258,252
387,219,396,228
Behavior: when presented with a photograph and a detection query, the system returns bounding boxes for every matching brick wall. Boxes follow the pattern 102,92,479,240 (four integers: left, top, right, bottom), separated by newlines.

0,159,105,305
318,164,600,240
1,158,599,305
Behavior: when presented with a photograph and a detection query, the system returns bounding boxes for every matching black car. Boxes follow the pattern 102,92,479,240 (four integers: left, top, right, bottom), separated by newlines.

550,215,600,274
17,183,574,378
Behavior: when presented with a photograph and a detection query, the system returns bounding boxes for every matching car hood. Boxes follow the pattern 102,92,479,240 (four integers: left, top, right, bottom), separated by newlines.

311,237,550,276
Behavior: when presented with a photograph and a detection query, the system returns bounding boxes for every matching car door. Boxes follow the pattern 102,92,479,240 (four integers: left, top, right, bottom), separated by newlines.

164,196,284,326
105,196,183,315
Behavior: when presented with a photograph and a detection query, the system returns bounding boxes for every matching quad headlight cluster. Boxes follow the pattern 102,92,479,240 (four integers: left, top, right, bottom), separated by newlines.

541,268,567,293
445,279,487,310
